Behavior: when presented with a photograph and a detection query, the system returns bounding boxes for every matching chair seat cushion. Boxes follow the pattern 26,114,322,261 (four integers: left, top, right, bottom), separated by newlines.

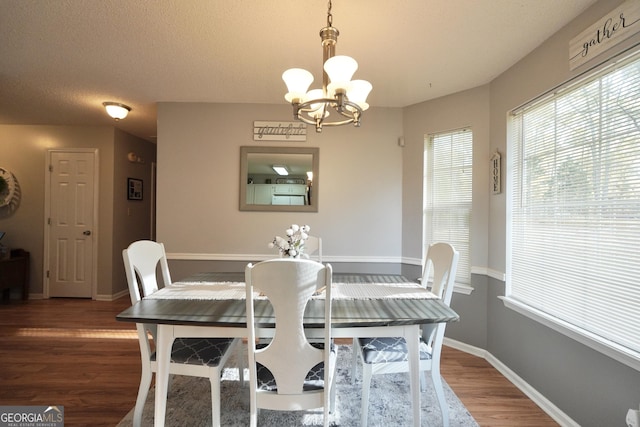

151,338,234,366
358,337,432,364
256,342,336,392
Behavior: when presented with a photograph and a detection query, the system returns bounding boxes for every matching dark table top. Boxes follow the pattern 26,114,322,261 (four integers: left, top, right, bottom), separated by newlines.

116,273,459,328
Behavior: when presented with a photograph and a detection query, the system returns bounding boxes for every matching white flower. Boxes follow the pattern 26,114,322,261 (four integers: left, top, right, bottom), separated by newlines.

269,223,311,258
274,236,289,249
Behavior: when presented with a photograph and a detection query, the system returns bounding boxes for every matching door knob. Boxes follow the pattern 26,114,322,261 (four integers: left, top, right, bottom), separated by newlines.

83,230,92,236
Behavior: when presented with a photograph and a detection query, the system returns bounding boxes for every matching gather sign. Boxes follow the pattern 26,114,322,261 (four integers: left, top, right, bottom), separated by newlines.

569,0,640,70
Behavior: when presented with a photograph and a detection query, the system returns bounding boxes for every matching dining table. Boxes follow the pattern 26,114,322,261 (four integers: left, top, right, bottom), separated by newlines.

116,272,460,427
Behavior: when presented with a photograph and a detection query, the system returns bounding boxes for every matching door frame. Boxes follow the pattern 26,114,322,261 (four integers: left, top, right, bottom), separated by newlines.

43,148,100,299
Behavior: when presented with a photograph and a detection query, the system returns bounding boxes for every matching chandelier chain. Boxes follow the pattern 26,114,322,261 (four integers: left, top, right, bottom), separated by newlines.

326,0,333,27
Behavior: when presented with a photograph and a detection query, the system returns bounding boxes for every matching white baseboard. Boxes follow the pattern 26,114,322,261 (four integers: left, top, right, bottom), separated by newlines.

96,289,129,301
443,337,487,358
444,338,579,427
27,291,128,301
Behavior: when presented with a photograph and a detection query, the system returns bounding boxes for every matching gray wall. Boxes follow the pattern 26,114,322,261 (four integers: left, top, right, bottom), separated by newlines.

400,84,492,352
1,0,638,423
0,124,155,298
487,278,640,426
156,102,404,263
487,0,640,424
155,2,640,424
112,128,158,296
401,84,491,268
398,0,640,425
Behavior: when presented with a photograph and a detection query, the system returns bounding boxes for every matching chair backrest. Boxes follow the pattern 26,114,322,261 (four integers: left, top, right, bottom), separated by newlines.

122,240,173,365
421,242,459,305
304,236,323,263
122,240,172,304
245,258,332,407
420,242,459,347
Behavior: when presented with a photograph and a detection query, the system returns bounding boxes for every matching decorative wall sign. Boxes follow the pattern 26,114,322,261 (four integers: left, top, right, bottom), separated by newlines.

569,0,640,70
127,178,143,200
491,150,501,195
253,121,307,141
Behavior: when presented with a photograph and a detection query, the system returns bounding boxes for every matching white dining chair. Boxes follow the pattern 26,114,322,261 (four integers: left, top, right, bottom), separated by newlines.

244,258,336,427
123,240,242,427
303,235,323,263
352,242,459,427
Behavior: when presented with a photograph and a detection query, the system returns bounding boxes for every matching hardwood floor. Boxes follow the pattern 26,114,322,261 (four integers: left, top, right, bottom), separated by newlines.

440,346,558,426
0,298,558,426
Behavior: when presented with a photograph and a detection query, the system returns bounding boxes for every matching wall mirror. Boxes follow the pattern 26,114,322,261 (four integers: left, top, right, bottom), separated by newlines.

240,146,319,212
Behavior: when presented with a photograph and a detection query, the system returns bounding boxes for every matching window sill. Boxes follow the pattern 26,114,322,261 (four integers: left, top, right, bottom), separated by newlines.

500,296,640,372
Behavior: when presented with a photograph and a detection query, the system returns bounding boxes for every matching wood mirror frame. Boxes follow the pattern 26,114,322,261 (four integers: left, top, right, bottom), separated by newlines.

239,146,319,212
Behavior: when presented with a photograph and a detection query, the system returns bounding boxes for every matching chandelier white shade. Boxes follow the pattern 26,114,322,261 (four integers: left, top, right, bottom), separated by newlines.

282,1,371,132
323,55,357,89
283,69,314,103
103,102,131,120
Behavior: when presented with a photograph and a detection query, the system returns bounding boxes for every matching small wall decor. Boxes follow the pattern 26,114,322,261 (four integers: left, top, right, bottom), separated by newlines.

0,167,19,208
127,151,145,163
0,168,15,207
253,121,307,141
491,150,501,195
127,178,143,200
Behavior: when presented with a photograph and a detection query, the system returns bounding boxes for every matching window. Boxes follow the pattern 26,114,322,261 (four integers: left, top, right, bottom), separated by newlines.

424,128,472,285
508,51,640,366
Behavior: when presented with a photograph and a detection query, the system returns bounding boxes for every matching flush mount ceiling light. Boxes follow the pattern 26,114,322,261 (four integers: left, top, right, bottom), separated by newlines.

103,102,131,120
282,0,372,133
272,165,289,176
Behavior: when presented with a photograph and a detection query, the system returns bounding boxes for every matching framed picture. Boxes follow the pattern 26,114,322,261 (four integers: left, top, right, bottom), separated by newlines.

127,178,143,200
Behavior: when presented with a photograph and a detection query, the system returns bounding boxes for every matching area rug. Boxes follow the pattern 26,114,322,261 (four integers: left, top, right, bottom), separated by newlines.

117,345,478,426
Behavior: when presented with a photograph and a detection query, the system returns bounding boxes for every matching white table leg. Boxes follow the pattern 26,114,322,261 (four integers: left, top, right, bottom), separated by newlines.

155,325,173,427
406,325,421,427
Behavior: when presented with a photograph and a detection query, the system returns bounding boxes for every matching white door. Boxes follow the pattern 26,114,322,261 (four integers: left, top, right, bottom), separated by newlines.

47,150,98,298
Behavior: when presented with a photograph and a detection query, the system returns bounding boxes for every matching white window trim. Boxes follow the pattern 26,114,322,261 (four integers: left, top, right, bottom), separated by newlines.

505,48,640,372
423,128,473,286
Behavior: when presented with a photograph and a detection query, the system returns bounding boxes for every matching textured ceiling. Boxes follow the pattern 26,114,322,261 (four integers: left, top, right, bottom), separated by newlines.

0,0,598,141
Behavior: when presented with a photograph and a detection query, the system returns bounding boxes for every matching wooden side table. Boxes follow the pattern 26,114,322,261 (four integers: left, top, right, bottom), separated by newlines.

0,249,30,301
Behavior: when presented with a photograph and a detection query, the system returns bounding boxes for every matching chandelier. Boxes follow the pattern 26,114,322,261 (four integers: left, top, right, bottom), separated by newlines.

282,1,372,133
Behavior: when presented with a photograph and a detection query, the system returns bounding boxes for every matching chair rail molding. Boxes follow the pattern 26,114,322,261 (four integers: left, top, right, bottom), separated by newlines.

471,266,505,281
167,252,401,264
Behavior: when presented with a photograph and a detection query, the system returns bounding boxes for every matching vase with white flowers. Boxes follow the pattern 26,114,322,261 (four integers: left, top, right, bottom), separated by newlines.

269,224,311,258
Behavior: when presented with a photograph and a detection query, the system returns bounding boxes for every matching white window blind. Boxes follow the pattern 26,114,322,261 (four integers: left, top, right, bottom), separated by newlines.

424,128,472,285
508,52,640,358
